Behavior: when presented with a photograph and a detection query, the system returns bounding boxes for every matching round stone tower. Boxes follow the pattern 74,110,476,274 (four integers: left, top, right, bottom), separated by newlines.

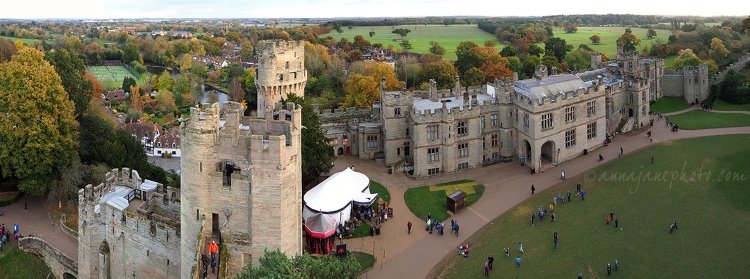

179,103,220,279
255,40,307,116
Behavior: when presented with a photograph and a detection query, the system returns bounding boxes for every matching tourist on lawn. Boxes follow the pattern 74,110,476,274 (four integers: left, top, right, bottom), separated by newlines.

615,260,619,271
581,190,585,201
516,256,522,267
551,213,556,222
567,191,571,202
484,261,489,277
615,219,619,228
576,183,581,196
578,273,583,279
518,242,524,253
610,211,614,220
606,215,611,226
531,213,535,225
607,263,612,275
554,237,558,250
487,254,494,270
504,247,509,257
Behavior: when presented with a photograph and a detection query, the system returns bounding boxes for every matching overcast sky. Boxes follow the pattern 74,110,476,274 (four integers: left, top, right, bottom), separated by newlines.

0,0,746,19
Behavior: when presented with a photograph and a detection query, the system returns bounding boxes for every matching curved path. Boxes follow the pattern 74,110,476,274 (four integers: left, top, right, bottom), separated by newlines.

335,109,750,279
0,194,78,261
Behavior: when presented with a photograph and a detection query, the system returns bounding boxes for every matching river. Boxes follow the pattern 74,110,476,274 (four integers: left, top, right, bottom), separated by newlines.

146,65,230,108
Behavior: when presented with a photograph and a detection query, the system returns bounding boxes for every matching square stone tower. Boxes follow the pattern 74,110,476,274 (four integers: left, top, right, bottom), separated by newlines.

180,101,302,278
255,40,307,116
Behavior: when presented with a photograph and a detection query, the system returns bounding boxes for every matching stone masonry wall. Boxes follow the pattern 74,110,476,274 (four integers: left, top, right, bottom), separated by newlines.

20,237,78,279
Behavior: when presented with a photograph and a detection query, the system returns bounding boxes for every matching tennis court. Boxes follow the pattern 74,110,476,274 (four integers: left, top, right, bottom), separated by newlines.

88,65,140,89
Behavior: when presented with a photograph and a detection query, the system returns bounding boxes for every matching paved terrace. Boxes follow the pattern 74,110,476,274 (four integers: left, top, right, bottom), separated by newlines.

333,106,750,279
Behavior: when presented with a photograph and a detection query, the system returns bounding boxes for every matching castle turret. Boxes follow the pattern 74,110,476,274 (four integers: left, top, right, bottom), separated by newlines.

255,40,307,117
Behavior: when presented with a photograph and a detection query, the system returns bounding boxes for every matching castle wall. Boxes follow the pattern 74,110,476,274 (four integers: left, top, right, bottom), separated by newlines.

20,237,77,279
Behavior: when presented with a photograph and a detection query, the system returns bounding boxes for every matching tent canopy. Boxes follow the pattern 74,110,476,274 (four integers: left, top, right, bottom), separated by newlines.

304,213,338,239
303,167,377,214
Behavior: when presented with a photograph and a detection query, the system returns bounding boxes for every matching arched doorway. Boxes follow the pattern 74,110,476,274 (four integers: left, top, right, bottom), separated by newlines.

345,146,351,155
63,273,77,279
337,147,344,155
541,141,556,167
523,140,532,167
404,144,410,157
628,108,634,117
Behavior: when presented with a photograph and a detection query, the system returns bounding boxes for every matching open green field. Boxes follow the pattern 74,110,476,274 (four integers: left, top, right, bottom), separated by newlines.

0,35,53,45
552,26,673,59
323,25,499,61
650,96,691,113
667,110,750,130
713,99,750,111
433,134,750,279
88,65,142,90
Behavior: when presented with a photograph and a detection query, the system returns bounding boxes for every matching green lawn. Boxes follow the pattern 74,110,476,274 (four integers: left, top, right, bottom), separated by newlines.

353,251,376,273
553,26,672,59
369,180,390,204
667,110,750,130
88,65,144,90
324,25,499,61
712,99,750,111
0,35,53,45
433,134,750,279
404,179,485,222
0,246,54,278
650,96,691,113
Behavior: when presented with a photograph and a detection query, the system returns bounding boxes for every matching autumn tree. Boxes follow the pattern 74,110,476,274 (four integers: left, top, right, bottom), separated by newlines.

229,77,246,102
129,84,145,112
564,24,578,33
0,38,17,62
671,49,702,69
428,41,446,57
709,38,730,61
281,94,334,185
158,70,174,92
0,48,79,195
587,34,600,45
45,48,94,119
655,44,673,58
619,32,641,53
741,16,750,34
343,74,379,108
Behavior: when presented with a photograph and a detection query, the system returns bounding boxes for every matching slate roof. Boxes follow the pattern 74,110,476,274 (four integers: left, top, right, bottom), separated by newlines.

514,74,587,100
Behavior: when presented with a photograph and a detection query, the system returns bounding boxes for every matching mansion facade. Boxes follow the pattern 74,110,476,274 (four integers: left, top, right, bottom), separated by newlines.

324,41,709,177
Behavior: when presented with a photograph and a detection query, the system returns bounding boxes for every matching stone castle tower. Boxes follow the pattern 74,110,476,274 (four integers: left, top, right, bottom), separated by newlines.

78,169,181,279
180,101,303,278
255,40,307,116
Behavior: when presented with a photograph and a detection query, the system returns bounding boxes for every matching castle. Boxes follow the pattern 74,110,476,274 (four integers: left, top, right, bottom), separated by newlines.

79,40,305,279
323,40,709,176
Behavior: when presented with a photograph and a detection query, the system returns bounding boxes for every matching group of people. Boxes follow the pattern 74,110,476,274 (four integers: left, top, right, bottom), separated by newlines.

417,213,455,237
201,240,219,278
605,211,620,229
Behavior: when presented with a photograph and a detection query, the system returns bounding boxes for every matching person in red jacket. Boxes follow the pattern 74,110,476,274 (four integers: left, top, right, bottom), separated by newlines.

209,241,219,273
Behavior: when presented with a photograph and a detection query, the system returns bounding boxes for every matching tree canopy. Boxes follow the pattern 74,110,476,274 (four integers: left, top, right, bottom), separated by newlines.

544,37,573,62
0,48,79,195
233,249,360,279
45,48,94,119
391,28,411,40
619,32,641,53
419,60,458,89
281,93,334,185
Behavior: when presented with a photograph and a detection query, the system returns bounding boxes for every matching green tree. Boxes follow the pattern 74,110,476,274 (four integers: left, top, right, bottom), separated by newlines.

428,41,446,57
647,28,657,39
242,69,257,114
239,42,253,61
544,37,573,62
521,55,542,79
282,94,334,185
78,114,114,165
419,60,458,89
619,32,641,53
122,76,137,93
399,40,412,52
0,48,79,195
369,31,375,37
45,48,93,119
741,15,750,34
563,51,590,72
158,70,174,92
454,41,480,75
234,249,360,279
461,67,485,90
122,42,143,65
655,44,673,58
391,28,411,40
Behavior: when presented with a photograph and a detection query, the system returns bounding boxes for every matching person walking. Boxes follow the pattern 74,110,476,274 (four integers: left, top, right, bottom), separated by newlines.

578,273,583,279
455,224,460,237
561,170,566,180
516,256,522,267
651,155,655,164
551,213,556,222
553,237,558,250
581,190,585,201
567,191,571,202
615,219,619,228
607,263,612,275
407,220,412,234
484,261,489,277
519,242,524,253
209,240,219,274
576,183,581,196
531,184,535,195
487,254,494,270
504,247,509,257
620,146,623,156
531,213,535,225
610,211,614,221
615,260,619,271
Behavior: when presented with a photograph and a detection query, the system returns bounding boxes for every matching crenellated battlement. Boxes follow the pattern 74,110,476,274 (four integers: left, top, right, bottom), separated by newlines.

258,40,305,59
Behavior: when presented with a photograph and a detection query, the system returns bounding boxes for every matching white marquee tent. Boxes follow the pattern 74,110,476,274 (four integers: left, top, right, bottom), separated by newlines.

303,167,378,227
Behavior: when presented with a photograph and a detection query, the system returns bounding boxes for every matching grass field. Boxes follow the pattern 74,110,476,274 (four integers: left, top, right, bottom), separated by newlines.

369,180,390,204
667,110,750,130
323,25,499,61
353,251,376,273
405,180,485,222
650,96,691,113
0,35,53,45
552,26,673,60
0,246,54,278
712,99,750,111
433,134,750,279
88,65,142,90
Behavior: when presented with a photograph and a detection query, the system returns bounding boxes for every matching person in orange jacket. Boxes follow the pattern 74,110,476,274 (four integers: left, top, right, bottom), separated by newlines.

209,241,219,273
